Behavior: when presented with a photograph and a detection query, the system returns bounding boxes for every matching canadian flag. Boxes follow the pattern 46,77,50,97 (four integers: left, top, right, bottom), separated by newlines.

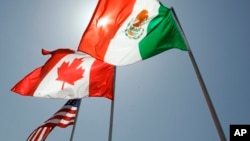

11,48,114,100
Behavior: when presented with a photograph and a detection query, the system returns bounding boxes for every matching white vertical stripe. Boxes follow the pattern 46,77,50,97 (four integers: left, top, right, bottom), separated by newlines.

28,127,44,141
33,52,95,99
31,128,41,141
105,0,160,65
37,127,48,141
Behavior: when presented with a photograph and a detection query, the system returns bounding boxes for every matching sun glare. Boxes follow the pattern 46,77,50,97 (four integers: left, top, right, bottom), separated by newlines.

97,17,110,28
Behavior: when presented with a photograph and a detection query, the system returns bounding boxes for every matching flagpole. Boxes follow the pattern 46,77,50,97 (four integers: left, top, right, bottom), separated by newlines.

108,96,115,141
171,8,226,141
108,66,116,141
69,99,82,141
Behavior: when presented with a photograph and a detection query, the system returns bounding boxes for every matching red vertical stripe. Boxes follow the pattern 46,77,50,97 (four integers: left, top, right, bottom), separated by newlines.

78,0,136,61
89,59,114,100
11,49,75,96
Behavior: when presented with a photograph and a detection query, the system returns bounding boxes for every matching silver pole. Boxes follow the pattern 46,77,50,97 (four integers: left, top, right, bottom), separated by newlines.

69,99,82,141
171,7,227,141
108,67,116,141
188,50,226,141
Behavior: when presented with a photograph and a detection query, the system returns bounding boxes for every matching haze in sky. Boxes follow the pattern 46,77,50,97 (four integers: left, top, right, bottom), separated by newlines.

0,0,249,140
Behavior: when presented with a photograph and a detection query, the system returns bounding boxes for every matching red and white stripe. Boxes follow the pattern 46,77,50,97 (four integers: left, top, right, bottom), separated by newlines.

27,101,78,141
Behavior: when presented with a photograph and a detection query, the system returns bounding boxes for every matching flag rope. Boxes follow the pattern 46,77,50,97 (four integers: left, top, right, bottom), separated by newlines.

171,7,227,141
69,99,82,141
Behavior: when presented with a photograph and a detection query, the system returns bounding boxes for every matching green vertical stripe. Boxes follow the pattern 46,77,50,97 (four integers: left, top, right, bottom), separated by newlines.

139,4,188,60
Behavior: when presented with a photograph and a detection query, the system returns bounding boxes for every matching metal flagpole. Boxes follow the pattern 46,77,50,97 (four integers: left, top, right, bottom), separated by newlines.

69,99,82,141
108,66,117,141
108,96,115,141
171,8,227,141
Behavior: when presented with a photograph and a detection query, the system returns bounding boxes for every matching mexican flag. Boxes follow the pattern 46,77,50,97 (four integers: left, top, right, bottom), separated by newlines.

77,0,188,66
11,48,114,100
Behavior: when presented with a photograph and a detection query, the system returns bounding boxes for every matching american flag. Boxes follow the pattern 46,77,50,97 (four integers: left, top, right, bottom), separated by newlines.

27,99,81,141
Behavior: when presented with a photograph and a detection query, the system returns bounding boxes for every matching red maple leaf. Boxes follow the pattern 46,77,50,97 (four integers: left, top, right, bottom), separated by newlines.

56,58,85,90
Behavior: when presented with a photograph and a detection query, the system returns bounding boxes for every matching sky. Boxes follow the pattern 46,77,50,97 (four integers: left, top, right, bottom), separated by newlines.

0,0,250,141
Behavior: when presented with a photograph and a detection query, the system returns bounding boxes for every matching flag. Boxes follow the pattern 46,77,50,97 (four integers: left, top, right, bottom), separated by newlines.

27,99,80,141
11,48,114,100
77,0,188,66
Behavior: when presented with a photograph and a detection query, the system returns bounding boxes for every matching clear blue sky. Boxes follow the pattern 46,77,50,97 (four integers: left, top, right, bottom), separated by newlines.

1,0,250,140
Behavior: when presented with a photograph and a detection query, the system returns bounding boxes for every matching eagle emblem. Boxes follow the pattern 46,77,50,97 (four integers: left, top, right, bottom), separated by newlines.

125,9,149,39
